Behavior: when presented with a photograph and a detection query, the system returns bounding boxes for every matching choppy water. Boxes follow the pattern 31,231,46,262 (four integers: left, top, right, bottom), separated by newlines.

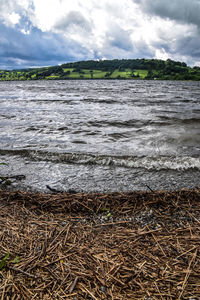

0,80,199,192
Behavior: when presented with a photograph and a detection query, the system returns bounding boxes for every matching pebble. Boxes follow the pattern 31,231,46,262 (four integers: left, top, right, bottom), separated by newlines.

100,286,107,293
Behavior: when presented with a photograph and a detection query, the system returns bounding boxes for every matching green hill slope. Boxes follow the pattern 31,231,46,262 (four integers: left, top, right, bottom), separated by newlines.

1,58,200,81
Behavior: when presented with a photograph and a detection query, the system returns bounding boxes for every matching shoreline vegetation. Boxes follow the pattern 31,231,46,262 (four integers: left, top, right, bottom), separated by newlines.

1,58,200,81
0,188,200,299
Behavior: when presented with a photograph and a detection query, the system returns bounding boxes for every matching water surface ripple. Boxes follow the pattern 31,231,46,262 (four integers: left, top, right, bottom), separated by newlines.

0,80,199,192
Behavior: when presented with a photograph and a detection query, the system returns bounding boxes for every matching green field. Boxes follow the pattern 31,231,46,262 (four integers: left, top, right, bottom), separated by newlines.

62,69,109,79
61,68,148,79
134,69,148,78
0,58,200,81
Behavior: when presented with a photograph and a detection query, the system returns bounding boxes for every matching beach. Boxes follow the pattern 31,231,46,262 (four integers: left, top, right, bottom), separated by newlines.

0,188,200,299
0,79,199,298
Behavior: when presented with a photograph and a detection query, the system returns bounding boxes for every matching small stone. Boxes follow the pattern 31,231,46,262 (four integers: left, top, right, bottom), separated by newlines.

101,286,106,293
61,221,67,225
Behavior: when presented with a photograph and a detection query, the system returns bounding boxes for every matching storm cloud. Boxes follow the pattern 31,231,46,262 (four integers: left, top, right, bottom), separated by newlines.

0,23,87,69
0,0,200,69
55,11,92,33
134,0,200,28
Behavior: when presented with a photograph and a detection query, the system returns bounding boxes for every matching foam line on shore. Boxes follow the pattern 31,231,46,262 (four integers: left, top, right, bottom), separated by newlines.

0,148,200,170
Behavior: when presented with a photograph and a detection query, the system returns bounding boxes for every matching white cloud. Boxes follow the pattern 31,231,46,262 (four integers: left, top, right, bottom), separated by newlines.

7,12,21,25
0,0,200,68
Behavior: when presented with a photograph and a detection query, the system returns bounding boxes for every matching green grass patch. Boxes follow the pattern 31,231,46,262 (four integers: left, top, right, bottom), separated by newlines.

68,72,83,78
109,69,130,79
46,75,60,79
134,69,148,78
63,68,74,73
84,69,107,79
93,70,107,78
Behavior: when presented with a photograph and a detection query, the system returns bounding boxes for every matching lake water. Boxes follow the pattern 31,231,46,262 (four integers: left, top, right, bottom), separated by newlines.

0,79,199,192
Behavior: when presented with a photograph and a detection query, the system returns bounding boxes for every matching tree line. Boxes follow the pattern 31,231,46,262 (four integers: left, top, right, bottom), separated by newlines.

0,58,200,81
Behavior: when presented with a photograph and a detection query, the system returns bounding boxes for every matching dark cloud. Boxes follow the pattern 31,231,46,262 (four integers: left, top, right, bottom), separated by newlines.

151,20,200,62
132,0,200,65
172,35,200,58
133,39,155,58
55,11,92,32
1,0,200,68
0,23,88,69
108,25,133,51
134,0,200,28
101,27,154,60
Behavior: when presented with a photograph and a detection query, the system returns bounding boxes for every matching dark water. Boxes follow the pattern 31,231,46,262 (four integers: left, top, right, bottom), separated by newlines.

0,80,199,192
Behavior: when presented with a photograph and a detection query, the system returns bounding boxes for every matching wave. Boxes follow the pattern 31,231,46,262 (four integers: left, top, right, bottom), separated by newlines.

158,116,200,125
0,149,199,171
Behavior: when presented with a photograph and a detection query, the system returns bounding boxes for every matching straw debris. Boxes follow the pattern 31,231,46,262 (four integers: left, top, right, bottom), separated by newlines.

0,188,200,299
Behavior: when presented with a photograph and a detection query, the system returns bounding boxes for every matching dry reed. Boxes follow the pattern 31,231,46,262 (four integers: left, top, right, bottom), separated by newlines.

0,188,200,299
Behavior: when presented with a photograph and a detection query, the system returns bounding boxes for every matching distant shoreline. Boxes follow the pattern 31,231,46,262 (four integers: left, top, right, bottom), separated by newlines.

0,78,199,82
1,58,200,81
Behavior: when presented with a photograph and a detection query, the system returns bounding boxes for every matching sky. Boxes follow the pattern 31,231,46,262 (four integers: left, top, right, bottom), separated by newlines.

0,0,200,69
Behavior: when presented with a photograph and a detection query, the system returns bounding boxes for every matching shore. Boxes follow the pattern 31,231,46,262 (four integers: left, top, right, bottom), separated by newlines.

0,188,200,299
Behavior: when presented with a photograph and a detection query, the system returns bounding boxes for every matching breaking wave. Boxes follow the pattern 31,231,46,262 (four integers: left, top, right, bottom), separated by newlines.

0,149,199,171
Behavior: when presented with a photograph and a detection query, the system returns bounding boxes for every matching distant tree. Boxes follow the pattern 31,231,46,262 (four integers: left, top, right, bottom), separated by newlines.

74,67,81,72
146,70,154,79
131,71,136,78
118,66,125,72
105,72,110,78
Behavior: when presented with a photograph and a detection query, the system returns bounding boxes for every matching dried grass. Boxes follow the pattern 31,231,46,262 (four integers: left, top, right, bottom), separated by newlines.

0,188,200,299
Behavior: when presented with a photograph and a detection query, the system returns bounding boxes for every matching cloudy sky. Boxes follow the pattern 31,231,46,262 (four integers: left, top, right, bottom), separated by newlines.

1,0,200,69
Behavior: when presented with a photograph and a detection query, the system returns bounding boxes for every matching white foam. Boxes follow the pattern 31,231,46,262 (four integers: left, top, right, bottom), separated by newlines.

28,151,200,171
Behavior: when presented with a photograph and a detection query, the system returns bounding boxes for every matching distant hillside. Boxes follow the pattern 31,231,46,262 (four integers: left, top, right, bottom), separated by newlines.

1,58,200,81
